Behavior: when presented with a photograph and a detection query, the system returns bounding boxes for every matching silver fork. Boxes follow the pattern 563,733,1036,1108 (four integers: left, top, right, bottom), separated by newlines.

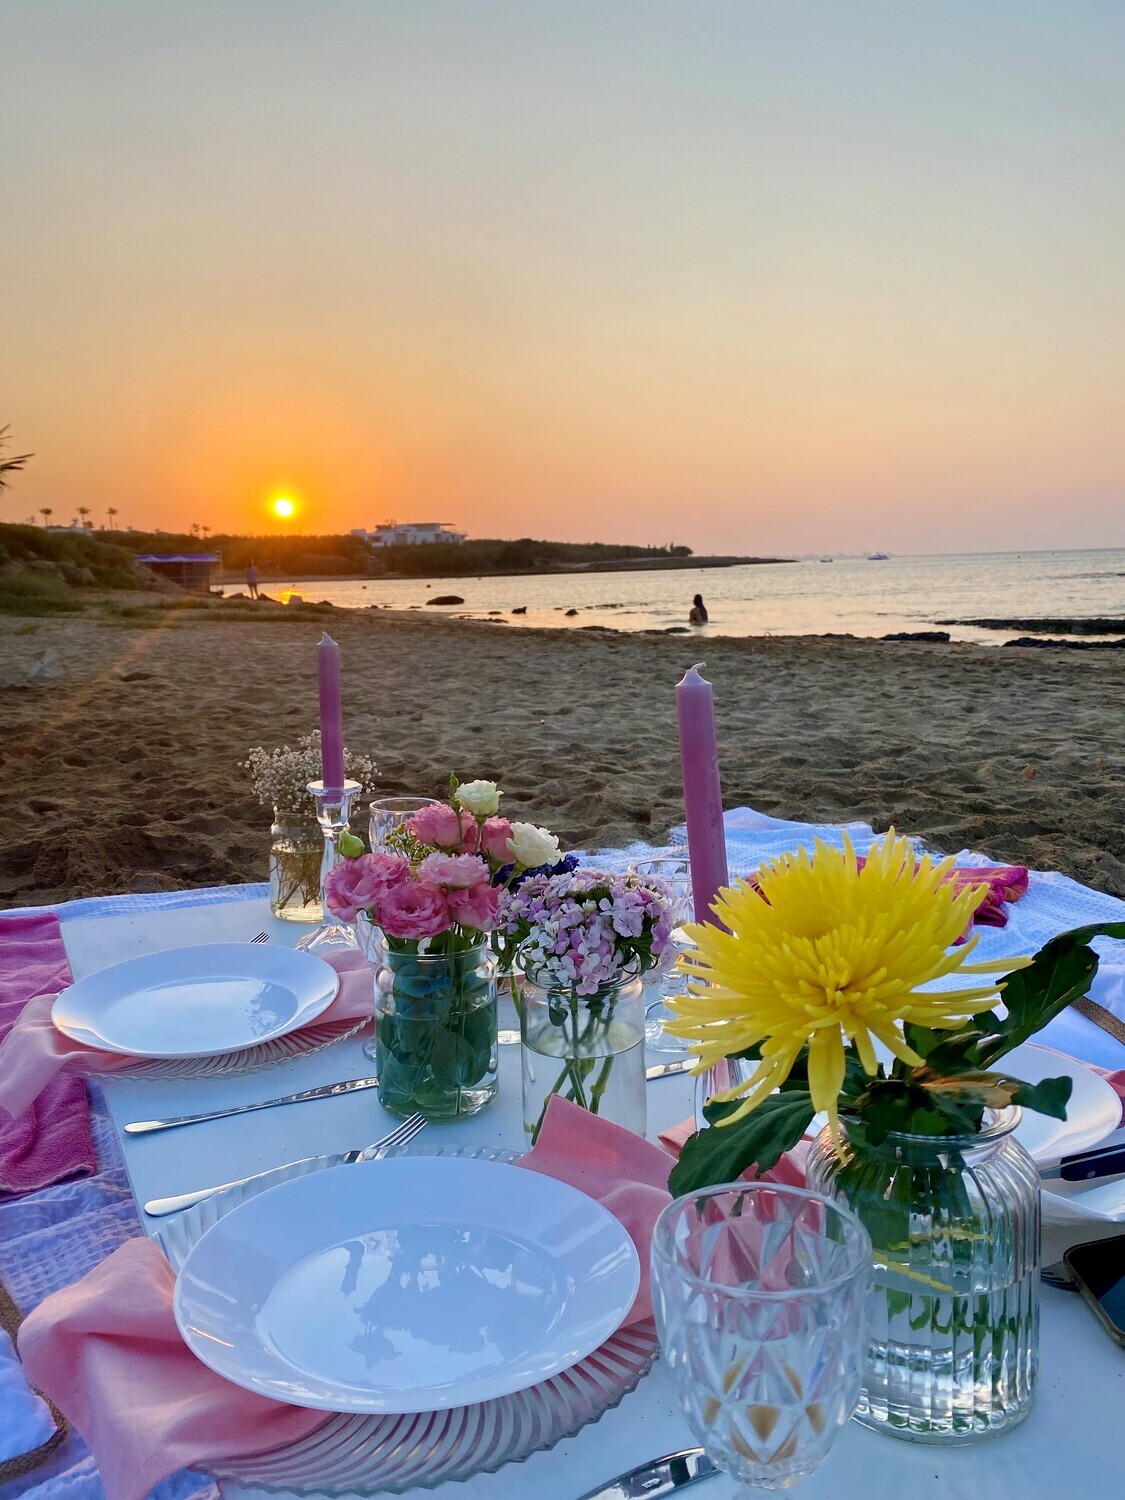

143,1111,428,1217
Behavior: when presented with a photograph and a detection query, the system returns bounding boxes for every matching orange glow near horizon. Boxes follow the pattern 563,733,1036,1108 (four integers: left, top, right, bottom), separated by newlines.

272,496,295,520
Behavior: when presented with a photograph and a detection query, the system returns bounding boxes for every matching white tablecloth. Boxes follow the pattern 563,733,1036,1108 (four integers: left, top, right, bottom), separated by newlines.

3,811,1125,1500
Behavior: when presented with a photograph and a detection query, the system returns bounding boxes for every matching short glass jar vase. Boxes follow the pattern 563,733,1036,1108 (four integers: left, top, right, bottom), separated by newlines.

268,811,323,923
358,917,498,1122
806,1108,1040,1444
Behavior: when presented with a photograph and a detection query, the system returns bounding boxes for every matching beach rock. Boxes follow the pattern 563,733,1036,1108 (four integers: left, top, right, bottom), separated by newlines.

565,608,579,617
512,606,527,614
427,595,465,606
881,631,950,643
663,626,690,634
1003,636,1125,651
941,616,1125,635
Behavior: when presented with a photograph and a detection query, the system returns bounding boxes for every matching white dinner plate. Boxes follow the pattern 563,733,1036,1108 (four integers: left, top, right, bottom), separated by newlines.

694,1041,1120,1166
52,944,340,1058
174,1156,640,1414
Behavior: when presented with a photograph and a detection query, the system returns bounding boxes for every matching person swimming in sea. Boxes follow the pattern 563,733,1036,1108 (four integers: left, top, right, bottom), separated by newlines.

689,593,708,625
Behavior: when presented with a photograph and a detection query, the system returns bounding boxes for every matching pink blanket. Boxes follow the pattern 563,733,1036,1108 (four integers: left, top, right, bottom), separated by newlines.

0,912,94,1196
18,1096,672,1500
0,948,374,1123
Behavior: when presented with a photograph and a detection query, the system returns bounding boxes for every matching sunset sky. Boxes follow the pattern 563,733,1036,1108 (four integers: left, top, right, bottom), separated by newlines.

2,2,1123,555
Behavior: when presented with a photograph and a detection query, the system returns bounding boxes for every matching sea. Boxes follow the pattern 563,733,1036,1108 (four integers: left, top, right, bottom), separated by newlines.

277,548,1125,644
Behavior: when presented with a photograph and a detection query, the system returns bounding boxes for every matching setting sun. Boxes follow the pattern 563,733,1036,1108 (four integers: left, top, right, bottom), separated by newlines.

272,496,295,520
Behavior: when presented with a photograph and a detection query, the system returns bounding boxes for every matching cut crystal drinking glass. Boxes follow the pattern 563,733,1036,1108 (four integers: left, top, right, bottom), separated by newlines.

652,1183,871,1496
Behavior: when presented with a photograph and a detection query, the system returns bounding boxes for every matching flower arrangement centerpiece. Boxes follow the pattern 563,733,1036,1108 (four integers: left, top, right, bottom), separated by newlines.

244,731,378,922
324,776,568,1120
497,866,674,1140
669,829,1125,1443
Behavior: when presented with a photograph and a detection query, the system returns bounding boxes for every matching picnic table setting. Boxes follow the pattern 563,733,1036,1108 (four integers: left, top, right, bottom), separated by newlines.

3,641,1125,1500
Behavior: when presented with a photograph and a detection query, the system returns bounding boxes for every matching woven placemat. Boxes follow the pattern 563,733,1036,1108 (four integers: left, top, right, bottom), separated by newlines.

0,1276,68,1484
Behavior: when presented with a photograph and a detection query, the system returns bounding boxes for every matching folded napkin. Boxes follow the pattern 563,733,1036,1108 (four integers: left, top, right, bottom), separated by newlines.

0,911,95,1196
18,1098,675,1500
519,1094,674,1323
0,948,373,1124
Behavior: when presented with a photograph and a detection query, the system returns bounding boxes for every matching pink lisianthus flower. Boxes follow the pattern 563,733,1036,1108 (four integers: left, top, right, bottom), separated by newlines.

477,817,515,862
374,878,450,940
408,801,463,849
447,880,502,933
324,852,409,922
418,852,490,889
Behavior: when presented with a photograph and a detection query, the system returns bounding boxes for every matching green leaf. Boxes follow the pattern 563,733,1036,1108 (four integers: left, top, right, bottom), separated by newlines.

973,921,1125,1068
1001,1072,1074,1121
669,1090,815,1196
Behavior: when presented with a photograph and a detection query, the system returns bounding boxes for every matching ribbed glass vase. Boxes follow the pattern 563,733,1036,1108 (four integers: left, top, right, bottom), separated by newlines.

806,1108,1040,1444
268,811,323,923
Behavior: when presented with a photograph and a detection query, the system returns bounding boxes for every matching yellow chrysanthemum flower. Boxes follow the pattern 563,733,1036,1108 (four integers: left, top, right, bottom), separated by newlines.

668,830,1029,1136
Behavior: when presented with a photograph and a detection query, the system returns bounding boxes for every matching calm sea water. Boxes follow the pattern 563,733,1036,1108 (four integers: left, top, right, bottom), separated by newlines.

278,549,1125,643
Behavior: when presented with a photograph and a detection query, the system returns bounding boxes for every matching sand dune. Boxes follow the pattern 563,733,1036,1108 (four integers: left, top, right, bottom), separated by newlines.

1,608,1122,907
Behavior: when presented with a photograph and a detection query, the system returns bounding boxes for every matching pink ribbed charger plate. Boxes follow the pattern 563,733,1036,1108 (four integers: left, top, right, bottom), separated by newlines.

155,1143,658,1496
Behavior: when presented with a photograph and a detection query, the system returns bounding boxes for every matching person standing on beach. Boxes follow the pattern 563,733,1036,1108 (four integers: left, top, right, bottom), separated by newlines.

246,560,259,599
689,593,708,625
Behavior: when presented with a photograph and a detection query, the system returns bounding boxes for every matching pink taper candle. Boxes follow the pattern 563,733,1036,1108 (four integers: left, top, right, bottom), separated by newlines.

317,633,346,791
676,663,729,923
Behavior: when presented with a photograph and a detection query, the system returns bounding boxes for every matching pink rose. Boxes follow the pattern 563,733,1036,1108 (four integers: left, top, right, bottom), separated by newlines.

407,802,464,850
478,816,515,862
447,881,501,933
418,852,490,889
374,877,451,940
323,852,409,922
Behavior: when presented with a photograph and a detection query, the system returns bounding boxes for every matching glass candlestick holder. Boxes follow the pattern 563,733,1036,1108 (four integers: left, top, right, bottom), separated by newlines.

295,779,362,954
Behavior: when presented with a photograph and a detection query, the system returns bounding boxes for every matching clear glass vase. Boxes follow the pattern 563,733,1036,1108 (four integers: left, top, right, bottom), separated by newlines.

806,1109,1040,1444
359,919,498,1121
519,965,646,1142
268,812,323,923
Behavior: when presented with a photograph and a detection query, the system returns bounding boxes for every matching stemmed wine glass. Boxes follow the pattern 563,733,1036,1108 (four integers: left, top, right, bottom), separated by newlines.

627,855,693,1055
651,1182,872,1496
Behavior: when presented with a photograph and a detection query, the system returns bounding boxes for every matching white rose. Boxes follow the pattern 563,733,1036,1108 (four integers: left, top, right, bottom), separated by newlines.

455,779,501,817
507,821,561,868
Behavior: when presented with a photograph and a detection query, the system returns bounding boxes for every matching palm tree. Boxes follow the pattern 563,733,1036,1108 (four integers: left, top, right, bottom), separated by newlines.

200,524,210,539
77,505,91,529
0,425,33,492
107,506,118,529
39,506,53,526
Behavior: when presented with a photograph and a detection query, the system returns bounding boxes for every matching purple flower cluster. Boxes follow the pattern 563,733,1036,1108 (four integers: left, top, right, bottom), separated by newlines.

497,867,673,996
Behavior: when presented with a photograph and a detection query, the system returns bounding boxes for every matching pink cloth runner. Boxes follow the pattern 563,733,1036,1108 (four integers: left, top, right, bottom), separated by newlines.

18,1096,674,1500
0,912,95,1196
0,949,373,1124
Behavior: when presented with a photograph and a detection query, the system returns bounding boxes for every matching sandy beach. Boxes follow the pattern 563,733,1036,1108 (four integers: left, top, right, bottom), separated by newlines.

1,605,1122,908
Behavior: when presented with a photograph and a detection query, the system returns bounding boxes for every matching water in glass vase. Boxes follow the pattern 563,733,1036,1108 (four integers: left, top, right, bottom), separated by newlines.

807,1109,1040,1444
519,967,647,1141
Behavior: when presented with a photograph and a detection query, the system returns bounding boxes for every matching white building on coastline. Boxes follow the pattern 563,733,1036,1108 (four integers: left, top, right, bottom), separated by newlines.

350,521,465,548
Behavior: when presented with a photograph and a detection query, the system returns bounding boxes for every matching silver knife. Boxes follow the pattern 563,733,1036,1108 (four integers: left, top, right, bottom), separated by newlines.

576,1447,719,1499
123,1077,381,1134
645,1058,695,1081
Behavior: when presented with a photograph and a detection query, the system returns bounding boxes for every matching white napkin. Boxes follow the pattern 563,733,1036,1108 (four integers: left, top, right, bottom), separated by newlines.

0,1327,56,1462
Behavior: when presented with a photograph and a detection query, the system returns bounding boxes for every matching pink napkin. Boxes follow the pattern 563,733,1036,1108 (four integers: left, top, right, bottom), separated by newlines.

0,912,95,1196
519,1095,674,1323
17,1238,326,1500
18,1098,674,1500
0,948,373,1123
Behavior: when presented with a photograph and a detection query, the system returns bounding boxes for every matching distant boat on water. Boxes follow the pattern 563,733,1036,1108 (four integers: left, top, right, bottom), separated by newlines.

866,551,890,561
818,555,834,563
